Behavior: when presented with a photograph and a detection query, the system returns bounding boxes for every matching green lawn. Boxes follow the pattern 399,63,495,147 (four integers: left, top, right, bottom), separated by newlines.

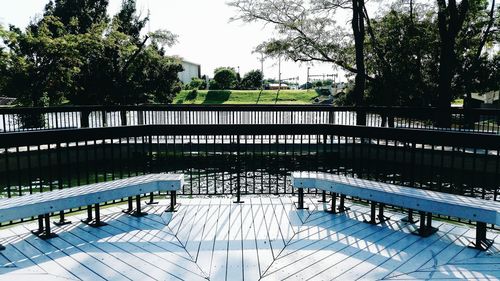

173,90,320,104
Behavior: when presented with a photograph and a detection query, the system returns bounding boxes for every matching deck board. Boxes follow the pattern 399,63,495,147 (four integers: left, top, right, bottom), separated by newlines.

0,195,498,280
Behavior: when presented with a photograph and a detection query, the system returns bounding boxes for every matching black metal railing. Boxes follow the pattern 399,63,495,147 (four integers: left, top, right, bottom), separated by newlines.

1,124,498,209
1,105,499,134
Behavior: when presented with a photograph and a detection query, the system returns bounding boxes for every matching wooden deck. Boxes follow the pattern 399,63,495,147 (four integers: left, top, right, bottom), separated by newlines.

0,196,498,280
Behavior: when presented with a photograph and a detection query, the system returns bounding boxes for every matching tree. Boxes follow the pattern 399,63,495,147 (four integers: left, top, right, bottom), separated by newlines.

364,5,440,106
229,0,370,124
435,0,470,126
188,78,207,90
213,67,238,90
240,69,264,89
114,0,148,44
0,0,182,108
352,0,366,110
44,0,109,34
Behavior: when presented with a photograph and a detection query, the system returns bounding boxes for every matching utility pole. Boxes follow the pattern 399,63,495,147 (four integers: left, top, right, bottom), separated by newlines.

278,56,282,91
260,53,264,89
306,67,310,92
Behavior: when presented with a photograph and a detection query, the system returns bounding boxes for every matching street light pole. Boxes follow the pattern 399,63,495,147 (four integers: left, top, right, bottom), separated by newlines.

306,67,310,92
278,56,282,91
260,53,264,89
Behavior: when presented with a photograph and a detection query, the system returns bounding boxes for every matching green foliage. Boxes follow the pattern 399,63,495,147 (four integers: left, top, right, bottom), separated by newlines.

240,69,263,89
0,0,182,107
188,77,207,90
212,67,237,90
365,8,440,106
231,0,499,107
363,1,499,106
114,0,147,43
44,0,109,34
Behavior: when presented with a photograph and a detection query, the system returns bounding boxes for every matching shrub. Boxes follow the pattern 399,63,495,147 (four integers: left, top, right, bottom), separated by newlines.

213,67,237,90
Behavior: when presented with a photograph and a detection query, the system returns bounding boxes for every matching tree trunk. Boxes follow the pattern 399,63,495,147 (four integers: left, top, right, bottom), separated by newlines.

436,0,470,128
352,0,366,125
436,35,455,127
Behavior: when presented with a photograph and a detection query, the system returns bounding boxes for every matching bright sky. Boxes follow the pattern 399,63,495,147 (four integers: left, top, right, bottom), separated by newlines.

0,0,344,84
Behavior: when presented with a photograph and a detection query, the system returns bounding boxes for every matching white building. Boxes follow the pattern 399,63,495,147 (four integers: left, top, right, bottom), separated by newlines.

178,60,201,84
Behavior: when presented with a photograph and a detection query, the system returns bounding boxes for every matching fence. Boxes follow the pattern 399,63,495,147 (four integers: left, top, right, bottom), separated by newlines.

1,105,499,133
1,124,499,226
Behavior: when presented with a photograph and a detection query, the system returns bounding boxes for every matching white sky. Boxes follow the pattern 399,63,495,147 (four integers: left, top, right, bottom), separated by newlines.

0,0,345,84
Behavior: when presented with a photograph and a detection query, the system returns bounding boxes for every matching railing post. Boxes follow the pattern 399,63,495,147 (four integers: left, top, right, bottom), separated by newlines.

137,110,144,125
101,110,107,127
234,135,244,204
120,110,128,126
356,108,367,126
328,110,334,125
80,109,90,128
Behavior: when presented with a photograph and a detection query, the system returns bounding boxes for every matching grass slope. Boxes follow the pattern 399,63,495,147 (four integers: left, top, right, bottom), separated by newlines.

173,90,319,104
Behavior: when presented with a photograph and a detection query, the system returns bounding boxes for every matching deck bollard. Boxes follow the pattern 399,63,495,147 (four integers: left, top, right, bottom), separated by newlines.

318,190,327,203
54,210,71,226
469,222,493,251
338,194,350,212
296,187,308,209
131,195,148,217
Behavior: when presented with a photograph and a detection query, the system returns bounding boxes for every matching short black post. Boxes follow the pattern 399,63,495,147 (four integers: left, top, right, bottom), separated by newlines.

414,211,438,237
234,172,244,204
402,209,419,224
89,203,107,227
296,187,308,209
146,192,158,205
136,195,141,213
54,210,71,226
364,201,378,224
44,214,51,236
470,221,493,251
318,191,327,203
426,212,432,228
418,211,426,235
476,222,487,248
32,215,44,235
167,190,178,212
377,203,389,223
132,195,147,217
326,193,337,214
337,194,350,213
39,214,57,239
82,205,93,223
123,197,133,213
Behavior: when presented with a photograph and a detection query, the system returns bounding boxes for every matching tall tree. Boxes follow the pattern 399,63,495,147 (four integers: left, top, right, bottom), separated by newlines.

0,0,182,110
229,0,372,113
436,0,470,126
352,0,366,124
115,0,149,44
44,0,109,34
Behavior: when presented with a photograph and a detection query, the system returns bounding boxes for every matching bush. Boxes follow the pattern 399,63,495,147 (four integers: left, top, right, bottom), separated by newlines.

213,67,237,90
189,78,206,90
240,70,263,89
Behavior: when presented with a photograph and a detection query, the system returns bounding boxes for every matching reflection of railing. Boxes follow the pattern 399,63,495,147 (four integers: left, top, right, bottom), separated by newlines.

1,105,499,134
